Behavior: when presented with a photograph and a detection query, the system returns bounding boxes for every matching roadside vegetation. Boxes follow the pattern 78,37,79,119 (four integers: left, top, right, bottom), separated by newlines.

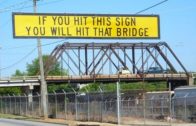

0,55,68,95
79,81,167,93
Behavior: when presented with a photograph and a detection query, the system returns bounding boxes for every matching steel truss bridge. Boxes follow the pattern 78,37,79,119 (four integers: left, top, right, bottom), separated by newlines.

0,42,192,89
45,42,188,75
43,42,190,88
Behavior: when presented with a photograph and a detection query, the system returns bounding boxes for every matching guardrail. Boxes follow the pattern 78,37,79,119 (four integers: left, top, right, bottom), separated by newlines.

0,73,188,82
46,73,188,80
0,76,40,81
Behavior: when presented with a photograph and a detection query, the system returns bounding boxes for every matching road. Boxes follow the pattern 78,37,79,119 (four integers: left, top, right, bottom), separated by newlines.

0,118,66,126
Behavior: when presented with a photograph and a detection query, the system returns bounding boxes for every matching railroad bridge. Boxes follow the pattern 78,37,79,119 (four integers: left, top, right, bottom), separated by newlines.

44,42,192,89
0,42,194,90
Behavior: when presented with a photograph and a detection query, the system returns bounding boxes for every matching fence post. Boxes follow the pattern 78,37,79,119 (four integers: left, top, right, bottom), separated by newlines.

2,96,4,114
116,81,121,125
53,91,57,118
99,86,103,122
62,89,67,120
104,99,107,121
0,96,2,113
171,97,175,119
19,94,22,115
36,92,41,117
8,94,11,114
169,82,172,126
24,93,27,116
32,94,34,117
143,89,146,125
1,96,3,114
184,93,188,121
151,97,154,119
128,98,131,114
85,87,90,121
121,98,124,111
72,88,78,121
135,98,139,117
161,96,164,116
13,94,16,114
5,95,7,114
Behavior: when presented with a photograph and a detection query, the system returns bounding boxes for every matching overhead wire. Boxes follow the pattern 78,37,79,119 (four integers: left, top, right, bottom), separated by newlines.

2,39,66,50
0,0,64,13
41,39,66,47
0,0,30,28
0,48,36,71
0,39,66,71
0,0,31,13
135,0,168,14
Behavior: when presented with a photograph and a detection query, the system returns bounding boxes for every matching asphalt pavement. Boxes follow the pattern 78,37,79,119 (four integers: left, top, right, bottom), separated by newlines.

0,118,66,126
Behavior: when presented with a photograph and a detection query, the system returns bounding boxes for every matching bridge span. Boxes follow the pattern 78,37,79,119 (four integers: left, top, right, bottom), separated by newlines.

0,42,194,89
0,73,191,89
46,73,188,83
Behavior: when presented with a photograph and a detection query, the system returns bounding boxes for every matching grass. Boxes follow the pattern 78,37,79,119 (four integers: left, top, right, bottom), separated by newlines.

0,113,28,119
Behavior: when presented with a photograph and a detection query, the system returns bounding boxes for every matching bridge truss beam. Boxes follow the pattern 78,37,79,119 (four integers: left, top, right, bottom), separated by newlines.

44,42,189,77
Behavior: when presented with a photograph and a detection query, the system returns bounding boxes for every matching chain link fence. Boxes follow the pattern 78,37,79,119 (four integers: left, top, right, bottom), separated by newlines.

0,89,195,125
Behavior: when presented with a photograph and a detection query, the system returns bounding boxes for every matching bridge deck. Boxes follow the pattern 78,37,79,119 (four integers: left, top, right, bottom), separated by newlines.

0,74,188,86
46,74,188,83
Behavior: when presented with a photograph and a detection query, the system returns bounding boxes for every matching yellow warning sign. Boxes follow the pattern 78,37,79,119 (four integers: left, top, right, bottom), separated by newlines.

13,13,160,39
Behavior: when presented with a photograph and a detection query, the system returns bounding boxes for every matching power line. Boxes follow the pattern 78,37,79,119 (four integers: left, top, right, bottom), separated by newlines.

2,44,36,50
2,39,66,50
135,0,168,14
41,39,66,47
0,39,66,71
0,0,31,13
0,0,64,13
0,48,36,71
0,0,30,28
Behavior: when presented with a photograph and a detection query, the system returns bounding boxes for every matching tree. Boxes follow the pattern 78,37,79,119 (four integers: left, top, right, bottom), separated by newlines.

0,87,22,95
26,55,72,92
48,84,73,93
0,69,23,95
0,70,25,95
26,55,67,76
4,55,70,95
13,69,26,76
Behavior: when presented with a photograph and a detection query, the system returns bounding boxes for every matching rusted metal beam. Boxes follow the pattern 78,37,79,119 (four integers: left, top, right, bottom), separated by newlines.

146,47,164,70
155,45,177,73
164,42,189,76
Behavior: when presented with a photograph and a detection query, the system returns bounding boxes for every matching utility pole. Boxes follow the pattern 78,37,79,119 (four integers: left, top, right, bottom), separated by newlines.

33,0,48,119
0,46,1,79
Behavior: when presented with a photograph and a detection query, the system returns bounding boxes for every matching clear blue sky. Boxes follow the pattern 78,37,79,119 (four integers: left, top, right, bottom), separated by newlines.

0,0,196,76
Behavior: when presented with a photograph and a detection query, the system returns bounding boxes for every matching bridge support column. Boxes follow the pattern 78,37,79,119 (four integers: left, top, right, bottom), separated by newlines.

167,80,188,90
188,76,194,86
28,85,34,112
